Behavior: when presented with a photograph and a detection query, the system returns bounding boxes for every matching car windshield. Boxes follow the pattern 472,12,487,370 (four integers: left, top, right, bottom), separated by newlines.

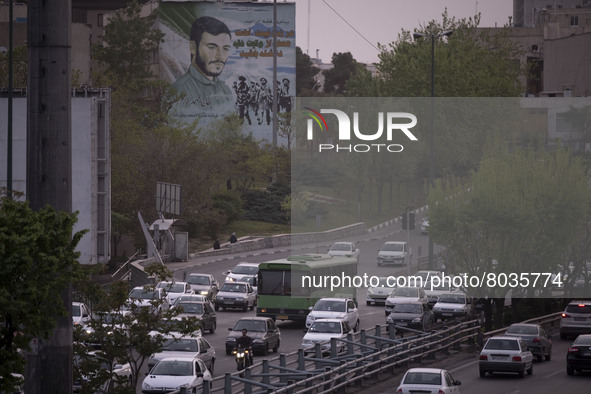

220,283,246,293
176,303,204,314
157,282,185,293
382,243,403,252
233,265,258,275
233,320,266,332
72,304,82,316
485,339,519,350
565,304,591,314
391,288,418,297
372,277,391,288
186,275,210,285
309,321,341,334
330,243,351,251
162,338,199,352
151,360,193,376
506,325,538,335
314,300,346,312
438,295,465,304
393,304,422,314
129,288,158,300
573,336,591,345
403,372,441,385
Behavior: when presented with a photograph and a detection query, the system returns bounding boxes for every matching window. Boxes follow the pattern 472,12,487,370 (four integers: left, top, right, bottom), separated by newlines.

97,13,104,27
570,16,578,27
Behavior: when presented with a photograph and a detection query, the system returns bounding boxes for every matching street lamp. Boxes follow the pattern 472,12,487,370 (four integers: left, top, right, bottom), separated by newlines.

412,30,453,270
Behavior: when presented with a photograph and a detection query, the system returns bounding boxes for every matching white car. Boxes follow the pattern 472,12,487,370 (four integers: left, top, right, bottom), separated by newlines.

156,281,194,305
224,262,260,283
422,280,456,307
396,367,461,393
377,241,411,266
327,242,360,261
214,281,257,311
305,297,359,331
479,336,533,378
72,302,91,326
142,357,212,393
366,276,396,305
432,292,473,321
126,286,169,313
301,318,353,355
148,336,216,373
385,286,428,316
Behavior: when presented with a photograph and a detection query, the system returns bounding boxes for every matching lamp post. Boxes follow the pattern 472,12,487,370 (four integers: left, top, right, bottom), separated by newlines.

412,30,453,270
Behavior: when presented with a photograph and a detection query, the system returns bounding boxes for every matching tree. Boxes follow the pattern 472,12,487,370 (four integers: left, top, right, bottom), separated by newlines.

323,52,362,95
295,46,320,96
0,46,27,88
428,144,591,329
0,197,85,393
373,10,523,98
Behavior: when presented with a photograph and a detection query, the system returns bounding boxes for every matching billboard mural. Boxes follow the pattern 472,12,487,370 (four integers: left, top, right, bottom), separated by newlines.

158,1,296,143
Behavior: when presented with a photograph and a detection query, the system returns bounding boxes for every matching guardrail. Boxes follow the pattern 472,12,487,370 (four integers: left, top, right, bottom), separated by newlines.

203,311,562,394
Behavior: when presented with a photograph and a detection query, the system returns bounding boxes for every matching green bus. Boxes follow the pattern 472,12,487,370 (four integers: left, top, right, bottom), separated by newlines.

256,254,358,322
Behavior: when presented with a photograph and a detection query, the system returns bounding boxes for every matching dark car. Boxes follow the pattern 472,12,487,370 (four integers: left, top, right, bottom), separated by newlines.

185,273,219,301
174,300,217,334
225,317,281,356
504,323,552,362
386,301,434,332
566,334,591,375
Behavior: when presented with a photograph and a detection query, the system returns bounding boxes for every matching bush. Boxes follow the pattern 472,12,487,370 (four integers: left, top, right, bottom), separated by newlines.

242,183,290,224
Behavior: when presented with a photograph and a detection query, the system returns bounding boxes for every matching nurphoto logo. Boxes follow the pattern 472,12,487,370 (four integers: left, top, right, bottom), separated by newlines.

303,108,418,153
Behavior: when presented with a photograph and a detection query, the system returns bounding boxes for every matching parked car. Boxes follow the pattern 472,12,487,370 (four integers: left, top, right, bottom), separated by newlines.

141,357,212,394
156,281,194,305
420,217,429,235
126,286,169,313
566,333,591,375
396,367,461,394
386,301,434,332
184,273,219,300
148,335,216,374
301,318,353,356
432,292,473,322
224,262,260,283
377,241,411,266
174,299,217,334
385,286,428,316
225,317,281,355
366,276,396,306
327,242,360,261
305,297,359,332
479,336,534,378
504,323,552,361
72,302,91,326
215,281,257,311
560,300,591,339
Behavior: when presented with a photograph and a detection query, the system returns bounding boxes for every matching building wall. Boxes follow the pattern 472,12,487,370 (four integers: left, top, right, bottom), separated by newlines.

0,89,112,265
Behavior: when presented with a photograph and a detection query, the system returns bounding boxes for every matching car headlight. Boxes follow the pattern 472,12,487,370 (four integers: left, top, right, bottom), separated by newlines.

411,317,421,323
142,382,153,389
253,339,264,344
336,314,345,319
227,277,235,282
227,337,236,342
307,315,315,321
236,297,244,301
217,296,224,300
385,300,394,306
302,339,313,345
386,316,393,323
200,290,208,295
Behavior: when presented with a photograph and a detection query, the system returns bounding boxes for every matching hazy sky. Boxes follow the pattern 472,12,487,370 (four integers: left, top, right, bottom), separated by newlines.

289,0,514,64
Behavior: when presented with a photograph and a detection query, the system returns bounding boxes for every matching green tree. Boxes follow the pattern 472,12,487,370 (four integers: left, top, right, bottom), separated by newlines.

323,52,362,95
0,197,85,393
428,144,591,329
0,46,27,88
295,46,320,96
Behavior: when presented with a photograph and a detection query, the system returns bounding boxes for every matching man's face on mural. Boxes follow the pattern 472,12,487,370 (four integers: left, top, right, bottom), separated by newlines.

191,31,231,79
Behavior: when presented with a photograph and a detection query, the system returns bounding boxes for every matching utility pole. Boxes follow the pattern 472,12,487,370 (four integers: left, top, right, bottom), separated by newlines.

25,1,73,393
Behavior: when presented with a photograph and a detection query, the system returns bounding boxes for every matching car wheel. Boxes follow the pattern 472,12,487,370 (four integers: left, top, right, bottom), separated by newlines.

537,352,544,362
567,365,574,375
273,339,280,352
527,363,533,375
354,320,360,332
226,348,231,356
366,301,371,306
518,368,525,378
209,359,215,375
479,369,486,378
210,321,216,334
250,302,254,311
545,348,551,361
214,304,220,311
263,343,269,355
243,304,248,312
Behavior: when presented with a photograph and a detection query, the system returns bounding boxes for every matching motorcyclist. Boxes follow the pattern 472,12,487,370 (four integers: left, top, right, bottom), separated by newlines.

235,328,254,366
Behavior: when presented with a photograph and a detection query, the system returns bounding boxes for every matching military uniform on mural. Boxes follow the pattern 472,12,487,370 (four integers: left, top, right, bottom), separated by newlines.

233,76,252,125
257,77,273,125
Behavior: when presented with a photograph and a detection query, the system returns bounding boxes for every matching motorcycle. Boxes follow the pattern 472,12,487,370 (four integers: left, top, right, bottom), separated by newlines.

233,346,252,374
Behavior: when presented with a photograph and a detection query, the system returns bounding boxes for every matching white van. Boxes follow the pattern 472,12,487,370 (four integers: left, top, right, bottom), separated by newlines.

377,241,411,266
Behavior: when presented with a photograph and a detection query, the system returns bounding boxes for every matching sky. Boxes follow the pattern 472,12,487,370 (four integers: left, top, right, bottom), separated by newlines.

286,0,514,64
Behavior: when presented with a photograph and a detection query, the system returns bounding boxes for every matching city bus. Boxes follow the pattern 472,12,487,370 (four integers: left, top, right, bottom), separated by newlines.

256,254,358,322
